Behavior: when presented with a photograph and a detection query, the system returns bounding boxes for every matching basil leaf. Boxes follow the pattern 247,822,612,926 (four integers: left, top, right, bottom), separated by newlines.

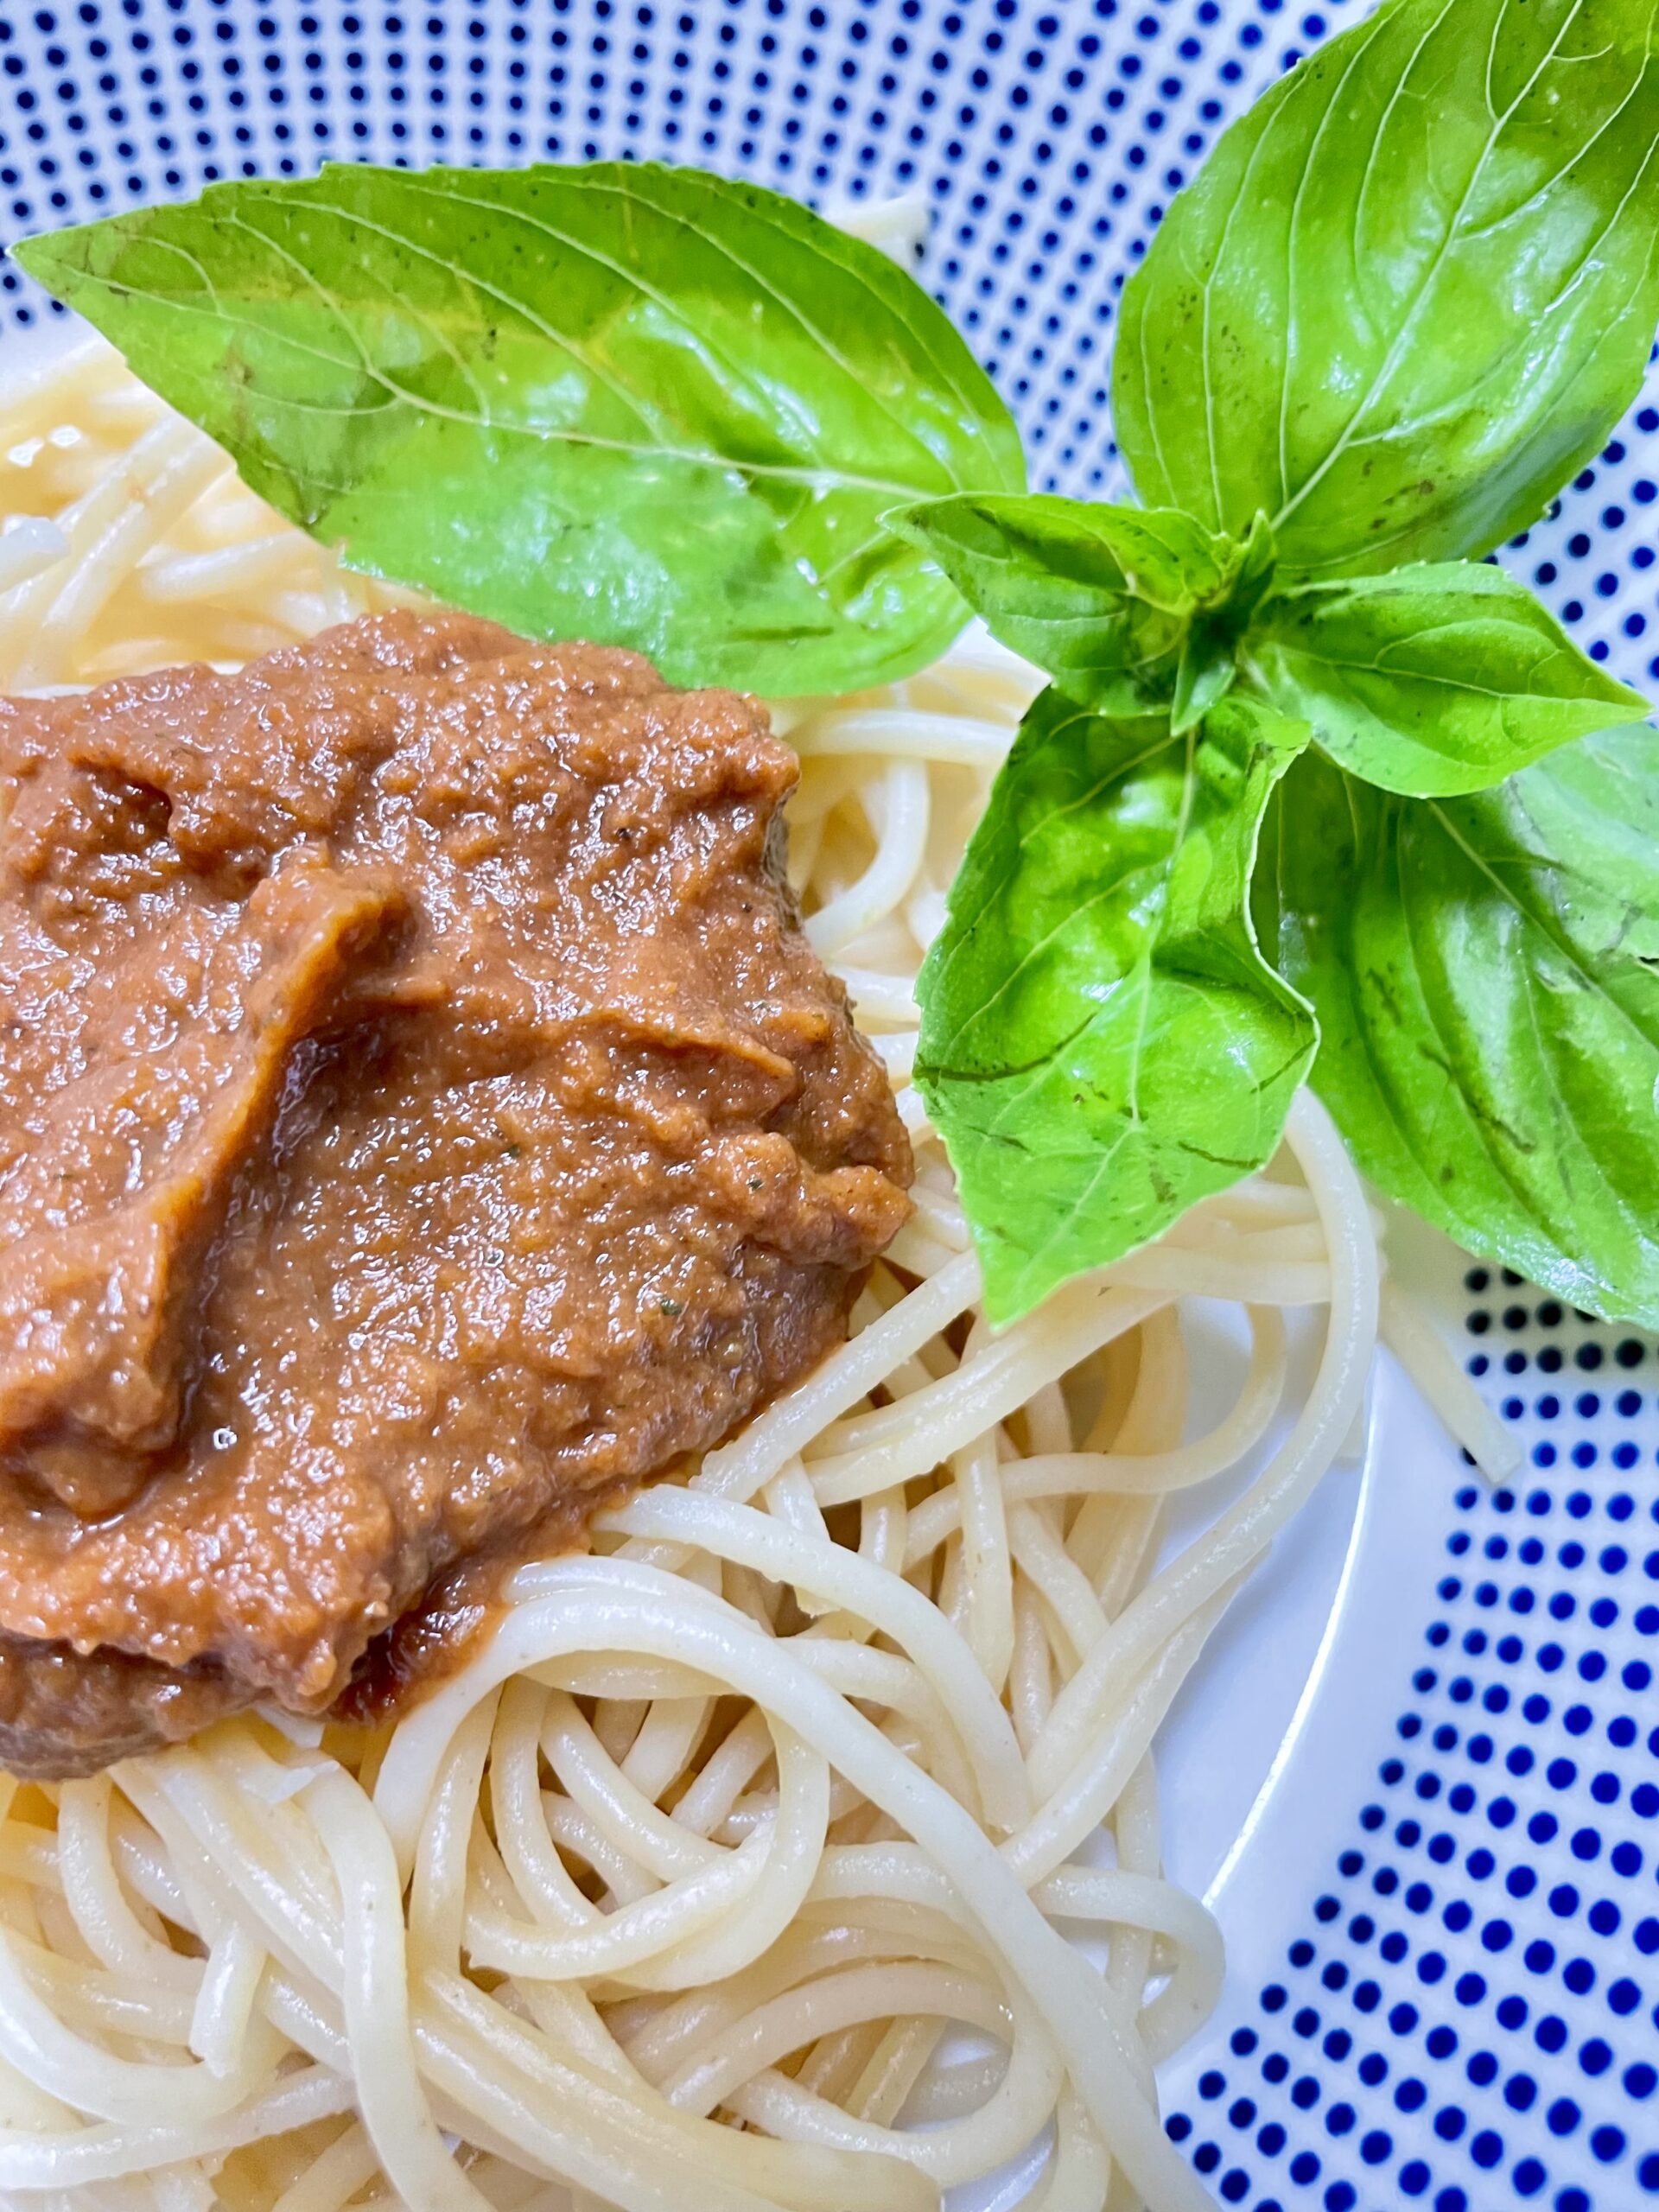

890,493,1277,737
1259,734,1659,1325
1114,0,1659,577
1173,625,1239,736
917,689,1316,1324
14,162,1023,695
1244,562,1650,796
887,493,1233,716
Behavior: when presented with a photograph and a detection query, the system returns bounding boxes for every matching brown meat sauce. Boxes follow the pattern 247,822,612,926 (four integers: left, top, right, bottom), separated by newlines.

0,613,911,1777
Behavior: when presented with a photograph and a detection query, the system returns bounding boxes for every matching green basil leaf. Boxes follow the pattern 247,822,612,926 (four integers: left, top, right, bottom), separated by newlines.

887,493,1233,715
1243,562,1650,796
917,688,1316,1323
14,162,1024,695
1172,624,1238,735
1114,0,1659,577
1258,734,1659,1325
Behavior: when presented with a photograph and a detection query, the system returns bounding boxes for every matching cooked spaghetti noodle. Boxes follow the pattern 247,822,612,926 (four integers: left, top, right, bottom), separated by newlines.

0,327,1506,2212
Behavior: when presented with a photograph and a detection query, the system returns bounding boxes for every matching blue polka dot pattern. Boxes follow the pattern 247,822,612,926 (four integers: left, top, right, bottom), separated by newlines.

4,8,1659,2208
1166,1280,1659,2207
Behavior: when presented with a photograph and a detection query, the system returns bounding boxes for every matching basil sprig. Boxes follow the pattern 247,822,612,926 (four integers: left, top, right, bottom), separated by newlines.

898,501,1649,801
11,0,1659,1325
906,0,1659,1323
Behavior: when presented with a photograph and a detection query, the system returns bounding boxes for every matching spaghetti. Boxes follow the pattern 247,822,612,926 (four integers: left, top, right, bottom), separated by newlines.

0,328,1506,2212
